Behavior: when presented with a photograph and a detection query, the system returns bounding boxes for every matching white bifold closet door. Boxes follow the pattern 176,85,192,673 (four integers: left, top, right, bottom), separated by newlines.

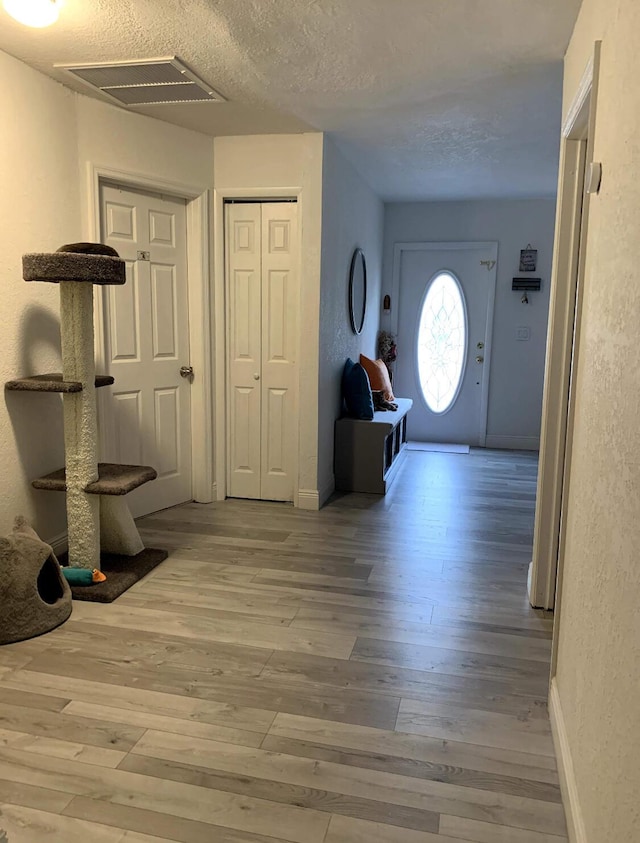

225,202,299,501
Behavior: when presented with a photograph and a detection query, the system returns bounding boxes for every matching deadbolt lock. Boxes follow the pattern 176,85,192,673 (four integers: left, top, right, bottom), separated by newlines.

477,341,484,350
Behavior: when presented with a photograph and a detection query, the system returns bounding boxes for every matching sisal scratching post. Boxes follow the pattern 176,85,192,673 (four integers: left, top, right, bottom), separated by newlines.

22,244,126,570
60,280,100,569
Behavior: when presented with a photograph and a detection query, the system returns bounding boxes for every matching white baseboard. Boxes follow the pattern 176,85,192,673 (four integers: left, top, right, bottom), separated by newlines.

297,476,335,511
297,489,320,510
194,482,217,505
47,530,68,557
485,434,540,451
549,678,587,843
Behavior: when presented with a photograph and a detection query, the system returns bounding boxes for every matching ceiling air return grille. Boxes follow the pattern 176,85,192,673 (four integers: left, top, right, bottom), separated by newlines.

57,57,225,106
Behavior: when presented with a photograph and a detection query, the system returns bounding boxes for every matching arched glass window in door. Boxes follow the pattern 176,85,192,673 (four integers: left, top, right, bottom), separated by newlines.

416,271,467,414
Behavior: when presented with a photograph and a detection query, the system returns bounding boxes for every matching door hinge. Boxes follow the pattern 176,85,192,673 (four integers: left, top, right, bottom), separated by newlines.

137,250,150,261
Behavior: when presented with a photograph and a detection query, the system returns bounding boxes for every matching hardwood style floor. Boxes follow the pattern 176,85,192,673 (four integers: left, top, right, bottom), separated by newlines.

0,449,565,842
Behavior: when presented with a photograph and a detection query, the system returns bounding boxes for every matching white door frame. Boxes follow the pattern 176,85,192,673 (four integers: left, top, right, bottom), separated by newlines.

86,163,214,504
391,241,498,446
213,187,302,503
529,44,601,613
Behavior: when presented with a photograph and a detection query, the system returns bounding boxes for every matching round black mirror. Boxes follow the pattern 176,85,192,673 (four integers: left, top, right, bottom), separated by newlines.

348,248,367,335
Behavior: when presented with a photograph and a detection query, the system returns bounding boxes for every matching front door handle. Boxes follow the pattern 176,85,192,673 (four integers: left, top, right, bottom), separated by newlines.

475,356,484,364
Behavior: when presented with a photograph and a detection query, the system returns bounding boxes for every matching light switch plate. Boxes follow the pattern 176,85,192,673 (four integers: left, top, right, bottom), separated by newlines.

516,326,531,341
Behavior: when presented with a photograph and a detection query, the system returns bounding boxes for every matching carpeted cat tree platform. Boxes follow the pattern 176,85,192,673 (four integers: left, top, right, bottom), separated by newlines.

5,243,168,604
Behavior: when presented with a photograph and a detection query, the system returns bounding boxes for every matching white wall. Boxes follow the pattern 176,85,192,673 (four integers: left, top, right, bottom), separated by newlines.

550,2,640,841
0,50,214,544
213,134,324,502
0,51,79,543
318,137,384,500
382,199,556,448
0,55,368,522
76,95,215,210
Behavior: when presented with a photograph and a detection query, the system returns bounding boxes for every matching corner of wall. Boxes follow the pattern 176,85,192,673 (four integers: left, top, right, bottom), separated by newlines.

297,476,335,511
549,678,587,843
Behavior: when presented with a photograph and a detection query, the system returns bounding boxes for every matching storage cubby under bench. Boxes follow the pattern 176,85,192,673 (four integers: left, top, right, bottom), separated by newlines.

334,397,413,494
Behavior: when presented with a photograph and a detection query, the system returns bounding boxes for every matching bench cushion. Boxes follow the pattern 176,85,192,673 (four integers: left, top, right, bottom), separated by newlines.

342,358,374,420
360,354,395,401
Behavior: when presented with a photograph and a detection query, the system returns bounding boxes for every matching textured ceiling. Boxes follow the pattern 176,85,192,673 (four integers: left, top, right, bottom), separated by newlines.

0,0,581,200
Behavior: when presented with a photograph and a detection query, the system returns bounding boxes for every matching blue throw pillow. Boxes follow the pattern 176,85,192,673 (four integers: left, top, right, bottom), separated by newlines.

342,358,374,420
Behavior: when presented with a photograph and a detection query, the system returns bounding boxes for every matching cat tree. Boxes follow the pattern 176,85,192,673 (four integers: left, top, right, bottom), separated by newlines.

5,243,167,601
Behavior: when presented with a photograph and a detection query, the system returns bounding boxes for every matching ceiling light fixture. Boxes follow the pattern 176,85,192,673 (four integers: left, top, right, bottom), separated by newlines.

3,0,60,28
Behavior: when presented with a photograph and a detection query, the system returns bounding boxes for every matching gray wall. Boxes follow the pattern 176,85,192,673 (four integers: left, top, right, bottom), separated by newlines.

382,198,557,448
318,137,384,499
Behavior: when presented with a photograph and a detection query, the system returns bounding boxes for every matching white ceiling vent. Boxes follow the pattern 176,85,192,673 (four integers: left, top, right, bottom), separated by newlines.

57,57,225,106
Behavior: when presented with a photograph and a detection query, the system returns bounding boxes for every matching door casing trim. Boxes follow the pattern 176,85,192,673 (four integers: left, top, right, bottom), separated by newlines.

391,240,498,446
529,43,601,614
86,163,214,505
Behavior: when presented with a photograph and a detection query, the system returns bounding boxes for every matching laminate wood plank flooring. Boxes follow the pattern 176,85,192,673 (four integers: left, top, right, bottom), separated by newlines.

266,712,559,785
0,449,565,841
291,609,552,661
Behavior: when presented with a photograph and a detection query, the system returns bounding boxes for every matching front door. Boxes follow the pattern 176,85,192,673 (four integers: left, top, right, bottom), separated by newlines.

395,242,497,446
99,182,192,516
225,201,299,501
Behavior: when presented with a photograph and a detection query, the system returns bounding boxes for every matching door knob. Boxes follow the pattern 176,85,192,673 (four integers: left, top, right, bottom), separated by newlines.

253,373,260,380
179,365,194,379
475,356,484,364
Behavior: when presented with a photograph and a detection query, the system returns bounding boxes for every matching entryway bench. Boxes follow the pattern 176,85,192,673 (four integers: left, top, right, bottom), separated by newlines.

334,397,413,494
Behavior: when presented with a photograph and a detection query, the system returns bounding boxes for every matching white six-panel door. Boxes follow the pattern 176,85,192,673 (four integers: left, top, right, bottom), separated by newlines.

100,183,192,517
226,202,298,501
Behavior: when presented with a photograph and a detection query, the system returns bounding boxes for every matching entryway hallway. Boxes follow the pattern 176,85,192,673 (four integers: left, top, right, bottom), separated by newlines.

0,449,565,842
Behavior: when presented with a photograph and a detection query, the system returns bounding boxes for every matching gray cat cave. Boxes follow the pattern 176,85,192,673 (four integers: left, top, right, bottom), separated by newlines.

0,517,71,645
5,243,168,603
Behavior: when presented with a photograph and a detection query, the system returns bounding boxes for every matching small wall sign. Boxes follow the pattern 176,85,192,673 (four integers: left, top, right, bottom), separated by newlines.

519,245,537,273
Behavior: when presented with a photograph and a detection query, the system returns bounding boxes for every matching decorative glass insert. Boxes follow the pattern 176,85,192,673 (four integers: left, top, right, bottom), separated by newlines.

416,271,467,414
